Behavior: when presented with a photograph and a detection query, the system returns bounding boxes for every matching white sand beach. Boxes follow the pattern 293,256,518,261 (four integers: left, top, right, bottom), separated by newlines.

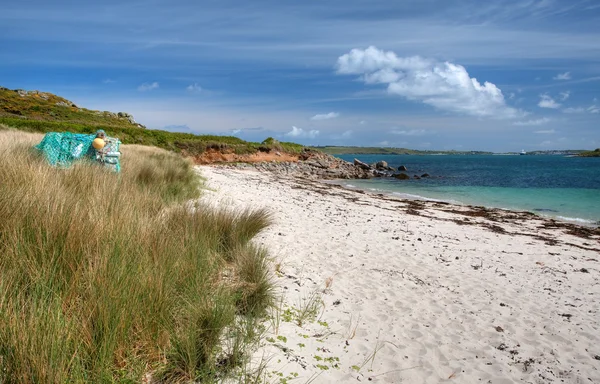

198,165,600,384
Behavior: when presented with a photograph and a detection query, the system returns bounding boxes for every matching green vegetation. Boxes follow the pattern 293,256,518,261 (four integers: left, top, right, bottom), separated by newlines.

0,87,304,158
313,145,493,155
579,148,600,157
0,87,143,129
0,129,275,383
0,117,304,157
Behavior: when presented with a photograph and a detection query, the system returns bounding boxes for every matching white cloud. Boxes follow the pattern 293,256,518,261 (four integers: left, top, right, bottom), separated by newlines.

336,46,521,119
285,126,319,139
359,120,366,125
533,129,556,134
538,94,561,109
513,117,552,126
563,107,585,114
186,83,202,92
138,82,159,91
553,72,571,80
559,91,570,100
589,105,600,114
103,78,115,84
341,130,353,138
391,128,428,136
310,112,339,120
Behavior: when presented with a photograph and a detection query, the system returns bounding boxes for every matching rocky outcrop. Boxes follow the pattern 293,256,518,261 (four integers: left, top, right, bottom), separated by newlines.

398,165,408,171
233,149,374,179
222,149,431,181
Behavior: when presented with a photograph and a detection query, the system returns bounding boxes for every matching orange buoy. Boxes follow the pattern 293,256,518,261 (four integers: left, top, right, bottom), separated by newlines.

92,138,105,150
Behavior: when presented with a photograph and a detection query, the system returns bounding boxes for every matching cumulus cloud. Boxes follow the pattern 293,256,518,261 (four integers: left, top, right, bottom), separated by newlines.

285,126,319,139
553,72,571,80
310,112,339,120
538,94,561,109
513,117,552,126
186,83,202,92
589,105,600,114
533,129,556,134
138,82,159,91
559,91,570,101
391,128,428,136
336,46,521,119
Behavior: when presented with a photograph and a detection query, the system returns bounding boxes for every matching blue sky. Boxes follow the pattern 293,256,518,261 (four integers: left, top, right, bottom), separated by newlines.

1,0,599,151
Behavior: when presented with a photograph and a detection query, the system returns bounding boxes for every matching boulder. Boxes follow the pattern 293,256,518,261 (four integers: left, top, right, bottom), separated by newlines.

118,112,137,124
421,173,430,178
413,175,421,179
393,173,410,180
353,158,371,170
375,160,388,170
398,165,408,171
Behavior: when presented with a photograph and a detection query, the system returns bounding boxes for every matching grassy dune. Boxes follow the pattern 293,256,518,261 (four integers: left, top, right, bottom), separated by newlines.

0,129,274,383
0,116,304,158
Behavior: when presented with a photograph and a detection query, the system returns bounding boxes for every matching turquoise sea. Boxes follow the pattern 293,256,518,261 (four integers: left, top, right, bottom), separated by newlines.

335,154,600,226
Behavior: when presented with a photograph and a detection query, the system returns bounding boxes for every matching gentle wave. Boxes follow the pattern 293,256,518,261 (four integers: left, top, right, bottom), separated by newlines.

554,216,597,225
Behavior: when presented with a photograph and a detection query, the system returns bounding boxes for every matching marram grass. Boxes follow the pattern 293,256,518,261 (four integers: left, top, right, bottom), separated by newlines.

0,129,274,383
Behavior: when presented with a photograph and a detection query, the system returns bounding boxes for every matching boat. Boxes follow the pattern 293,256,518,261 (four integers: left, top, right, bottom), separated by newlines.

520,150,526,155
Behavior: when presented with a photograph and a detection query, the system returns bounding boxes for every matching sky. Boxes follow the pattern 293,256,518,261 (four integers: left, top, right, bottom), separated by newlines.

1,0,599,151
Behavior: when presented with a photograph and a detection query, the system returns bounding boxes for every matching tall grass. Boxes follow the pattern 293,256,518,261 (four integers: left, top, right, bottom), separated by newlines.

0,129,274,383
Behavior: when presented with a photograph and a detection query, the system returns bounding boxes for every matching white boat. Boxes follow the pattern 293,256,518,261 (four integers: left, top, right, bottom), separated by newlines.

520,150,526,155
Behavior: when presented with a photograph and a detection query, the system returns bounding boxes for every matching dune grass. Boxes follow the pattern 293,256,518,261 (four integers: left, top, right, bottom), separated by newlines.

0,129,274,383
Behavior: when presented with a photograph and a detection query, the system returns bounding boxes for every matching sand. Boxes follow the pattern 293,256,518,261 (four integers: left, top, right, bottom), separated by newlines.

198,165,600,384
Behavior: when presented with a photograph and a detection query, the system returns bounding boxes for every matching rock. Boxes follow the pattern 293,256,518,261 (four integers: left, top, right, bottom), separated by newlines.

398,165,408,171
421,173,430,178
354,158,372,170
375,160,388,170
118,112,137,124
413,175,421,179
393,173,410,180
55,101,70,107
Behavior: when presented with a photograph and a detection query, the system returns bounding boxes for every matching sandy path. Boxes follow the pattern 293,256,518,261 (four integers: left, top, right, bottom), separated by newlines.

198,166,600,384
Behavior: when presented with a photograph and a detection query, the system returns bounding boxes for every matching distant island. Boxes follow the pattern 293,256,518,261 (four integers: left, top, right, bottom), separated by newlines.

579,148,600,157
313,146,590,156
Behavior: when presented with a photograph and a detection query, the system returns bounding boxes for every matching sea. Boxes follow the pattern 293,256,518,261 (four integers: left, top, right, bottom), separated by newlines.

334,154,600,226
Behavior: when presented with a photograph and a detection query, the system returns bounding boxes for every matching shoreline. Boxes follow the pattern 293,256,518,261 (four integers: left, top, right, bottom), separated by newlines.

325,178,600,229
198,165,600,384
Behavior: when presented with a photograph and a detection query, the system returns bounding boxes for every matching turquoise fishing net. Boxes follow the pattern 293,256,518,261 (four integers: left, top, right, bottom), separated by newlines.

35,132,121,172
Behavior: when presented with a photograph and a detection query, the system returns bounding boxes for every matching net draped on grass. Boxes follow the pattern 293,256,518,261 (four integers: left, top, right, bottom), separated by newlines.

35,131,122,172
0,129,274,383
